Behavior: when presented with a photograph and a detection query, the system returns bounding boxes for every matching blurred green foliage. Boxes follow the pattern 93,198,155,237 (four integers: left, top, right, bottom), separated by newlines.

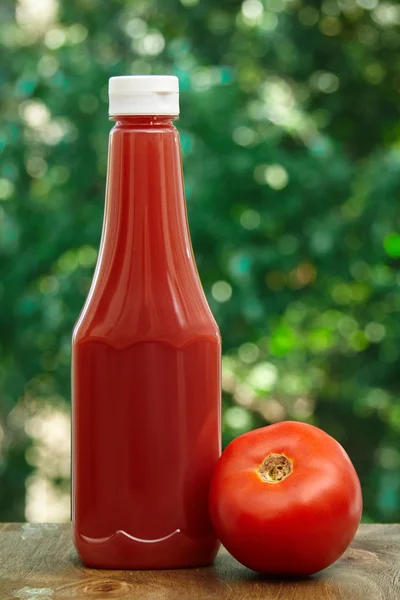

1,0,400,522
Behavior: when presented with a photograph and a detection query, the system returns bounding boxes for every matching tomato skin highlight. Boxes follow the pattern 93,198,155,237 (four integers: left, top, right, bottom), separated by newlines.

209,421,362,576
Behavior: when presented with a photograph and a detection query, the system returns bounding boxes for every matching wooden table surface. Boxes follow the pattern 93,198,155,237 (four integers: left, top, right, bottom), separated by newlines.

0,523,398,599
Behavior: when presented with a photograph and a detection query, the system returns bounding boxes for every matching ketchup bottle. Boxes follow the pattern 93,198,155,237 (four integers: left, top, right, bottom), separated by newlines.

72,76,221,569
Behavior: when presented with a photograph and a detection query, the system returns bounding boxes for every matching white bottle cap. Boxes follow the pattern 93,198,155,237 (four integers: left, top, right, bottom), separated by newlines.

108,75,179,116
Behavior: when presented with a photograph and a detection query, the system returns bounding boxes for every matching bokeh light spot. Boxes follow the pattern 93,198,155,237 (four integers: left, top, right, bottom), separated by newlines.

39,276,59,295
136,32,165,56
0,179,14,200
38,55,59,78
310,71,340,93
365,322,386,343
384,232,400,257
224,406,253,430
357,0,378,8
232,126,258,147
261,164,289,189
77,245,97,268
238,343,260,364
44,27,66,49
20,100,51,129
242,0,264,22
298,6,319,26
16,0,58,34
247,362,278,391
67,23,88,44
211,280,232,302
124,18,147,39
240,209,261,229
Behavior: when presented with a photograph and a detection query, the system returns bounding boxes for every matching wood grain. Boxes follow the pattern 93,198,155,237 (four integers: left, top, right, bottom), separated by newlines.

0,523,398,599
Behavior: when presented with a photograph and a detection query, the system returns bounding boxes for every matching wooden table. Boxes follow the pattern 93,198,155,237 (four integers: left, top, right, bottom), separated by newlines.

0,524,398,599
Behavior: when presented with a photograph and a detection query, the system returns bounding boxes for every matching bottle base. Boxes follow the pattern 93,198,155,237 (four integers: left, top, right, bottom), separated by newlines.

73,527,220,570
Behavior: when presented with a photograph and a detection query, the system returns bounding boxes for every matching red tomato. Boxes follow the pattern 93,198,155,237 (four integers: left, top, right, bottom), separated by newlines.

209,421,362,575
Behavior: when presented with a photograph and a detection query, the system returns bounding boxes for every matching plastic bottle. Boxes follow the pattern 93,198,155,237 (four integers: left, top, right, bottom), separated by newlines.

72,76,221,569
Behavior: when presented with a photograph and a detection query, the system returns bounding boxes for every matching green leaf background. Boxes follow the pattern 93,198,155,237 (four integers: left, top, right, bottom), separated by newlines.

1,0,400,522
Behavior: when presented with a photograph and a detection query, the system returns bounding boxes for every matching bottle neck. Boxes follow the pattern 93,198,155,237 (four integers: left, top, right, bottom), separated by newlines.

104,113,189,274
110,115,178,127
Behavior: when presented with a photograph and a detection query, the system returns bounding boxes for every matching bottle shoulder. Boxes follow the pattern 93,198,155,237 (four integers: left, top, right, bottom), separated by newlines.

73,320,221,350
73,296,220,349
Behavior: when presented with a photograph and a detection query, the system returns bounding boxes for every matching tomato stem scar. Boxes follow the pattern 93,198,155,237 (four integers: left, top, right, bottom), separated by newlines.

256,453,293,484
